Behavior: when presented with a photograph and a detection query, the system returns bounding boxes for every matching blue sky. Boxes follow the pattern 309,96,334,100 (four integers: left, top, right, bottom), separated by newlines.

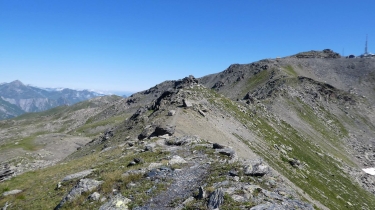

1,1,374,94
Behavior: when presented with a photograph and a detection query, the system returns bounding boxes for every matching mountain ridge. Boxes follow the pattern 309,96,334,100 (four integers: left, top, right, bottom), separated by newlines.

1,49,375,209
0,80,107,119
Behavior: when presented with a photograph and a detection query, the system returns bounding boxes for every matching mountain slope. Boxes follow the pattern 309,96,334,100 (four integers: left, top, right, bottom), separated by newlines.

0,80,105,119
1,50,375,209
0,97,24,119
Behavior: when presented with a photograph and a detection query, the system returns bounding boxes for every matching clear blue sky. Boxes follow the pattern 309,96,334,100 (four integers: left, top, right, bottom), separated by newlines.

1,1,374,93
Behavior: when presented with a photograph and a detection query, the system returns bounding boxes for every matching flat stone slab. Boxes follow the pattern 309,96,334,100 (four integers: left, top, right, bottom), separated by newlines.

2,189,22,197
62,169,95,182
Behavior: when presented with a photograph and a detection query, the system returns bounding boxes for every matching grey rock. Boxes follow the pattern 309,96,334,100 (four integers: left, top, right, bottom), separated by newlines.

0,164,14,182
2,189,22,197
213,143,225,149
99,194,131,210
88,192,100,201
138,125,154,140
250,199,314,210
182,196,194,205
127,161,136,167
217,148,235,157
166,135,200,146
229,169,239,177
288,158,301,168
169,155,187,165
154,124,175,137
168,110,176,116
250,203,284,210
55,178,103,210
197,186,206,199
207,188,224,210
134,158,143,164
61,169,95,182
56,182,62,190
144,144,154,152
147,162,163,170
122,168,146,177
198,109,206,117
244,163,269,177
183,99,193,108
1,201,11,210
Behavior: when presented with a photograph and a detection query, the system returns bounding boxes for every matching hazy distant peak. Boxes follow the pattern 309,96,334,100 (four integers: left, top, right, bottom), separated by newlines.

10,80,24,86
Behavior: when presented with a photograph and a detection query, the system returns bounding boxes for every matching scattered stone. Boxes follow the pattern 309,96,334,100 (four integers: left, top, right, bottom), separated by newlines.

0,164,14,182
127,182,136,188
1,201,11,210
134,158,143,164
244,163,269,177
100,197,107,202
169,155,187,165
99,194,131,210
2,189,22,197
168,110,176,116
288,158,301,168
231,194,246,202
166,135,200,146
183,99,193,108
198,109,206,117
122,168,146,177
55,179,103,210
127,161,136,167
88,192,100,201
197,186,206,199
101,146,113,153
207,188,224,210
217,148,235,157
61,169,95,182
229,169,239,177
56,182,62,190
144,144,154,152
182,196,194,206
148,162,163,170
213,143,225,149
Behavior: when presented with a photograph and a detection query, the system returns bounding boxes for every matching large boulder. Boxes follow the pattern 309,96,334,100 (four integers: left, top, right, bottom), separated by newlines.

54,179,103,210
138,125,154,140
153,124,175,137
244,163,269,177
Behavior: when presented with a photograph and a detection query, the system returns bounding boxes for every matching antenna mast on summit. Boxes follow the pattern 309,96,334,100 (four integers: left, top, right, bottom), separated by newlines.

365,34,368,54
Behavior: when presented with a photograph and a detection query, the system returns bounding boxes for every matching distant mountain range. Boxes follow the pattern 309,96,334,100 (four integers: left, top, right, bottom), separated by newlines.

0,80,105,120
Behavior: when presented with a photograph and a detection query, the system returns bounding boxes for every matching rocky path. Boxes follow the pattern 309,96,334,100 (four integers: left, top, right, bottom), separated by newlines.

135,162,209,210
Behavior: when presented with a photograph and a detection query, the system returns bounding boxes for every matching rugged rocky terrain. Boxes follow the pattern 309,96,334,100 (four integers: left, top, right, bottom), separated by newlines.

0,80,106,120
1,50,375,209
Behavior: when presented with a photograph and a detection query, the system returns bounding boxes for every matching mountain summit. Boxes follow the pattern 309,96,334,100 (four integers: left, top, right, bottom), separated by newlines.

9,80,24,87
